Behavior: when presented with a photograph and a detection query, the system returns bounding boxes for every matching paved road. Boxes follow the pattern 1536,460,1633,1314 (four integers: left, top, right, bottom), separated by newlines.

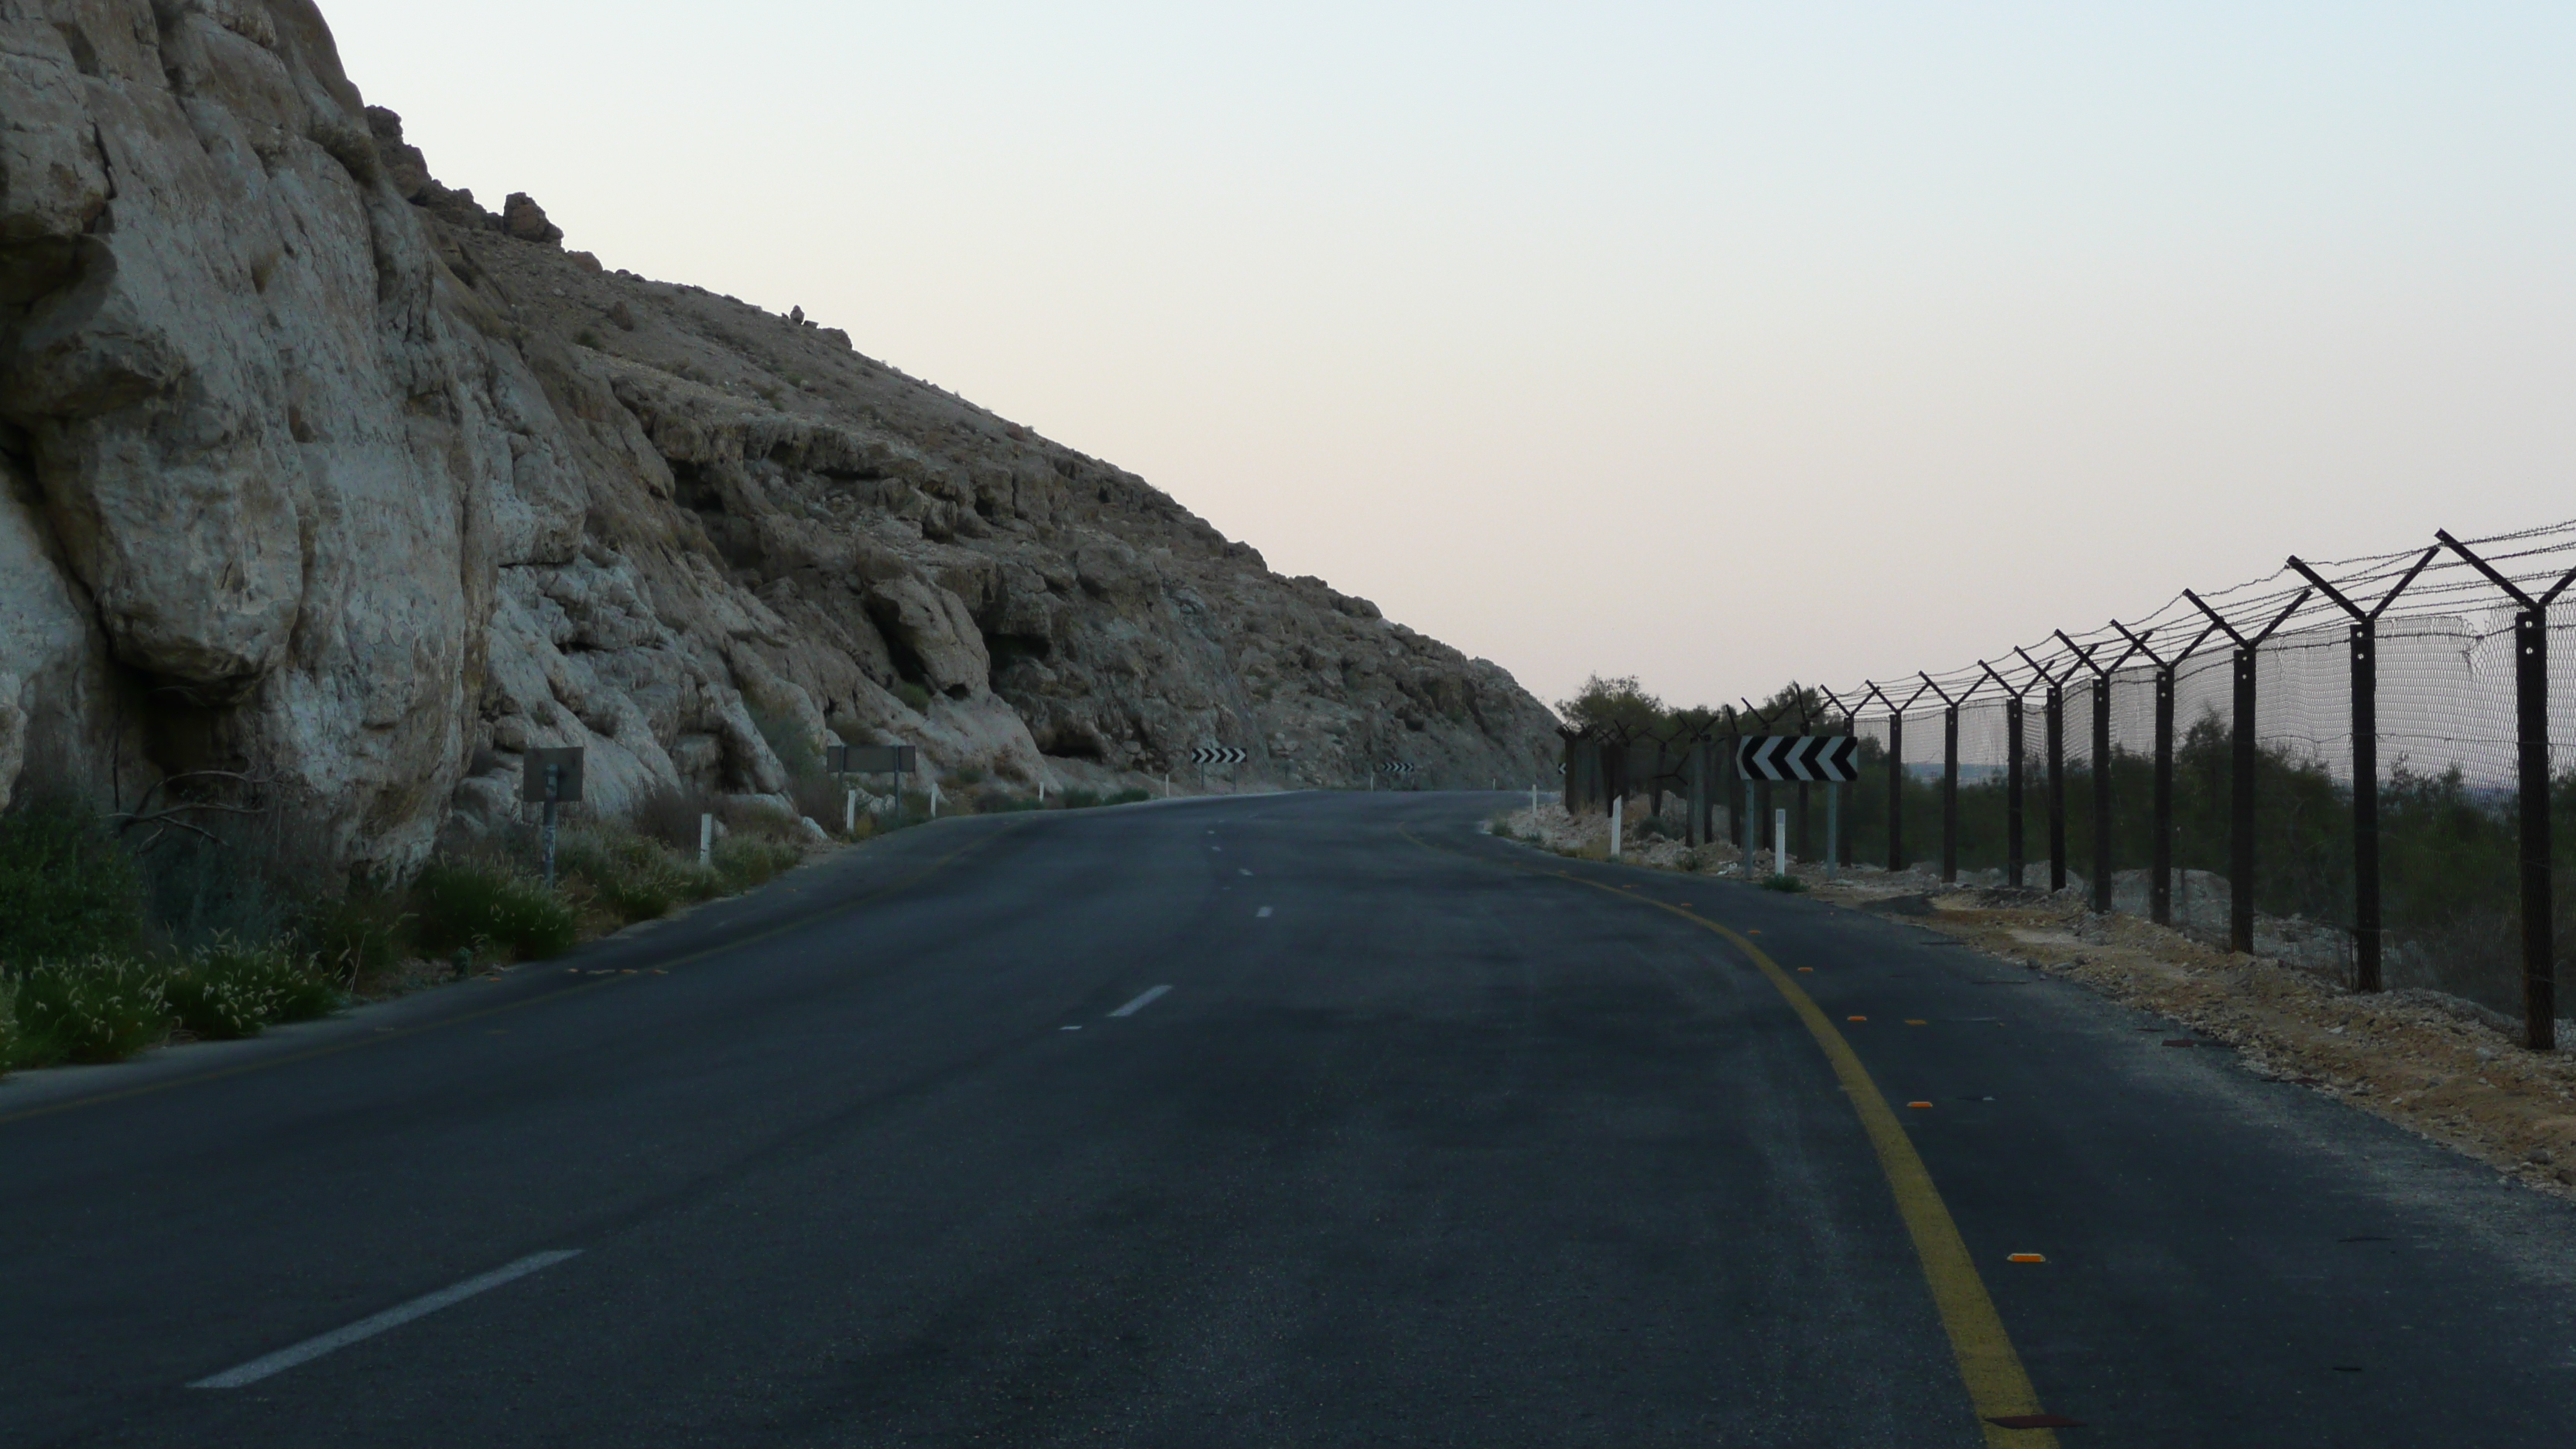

4,791,2572,1447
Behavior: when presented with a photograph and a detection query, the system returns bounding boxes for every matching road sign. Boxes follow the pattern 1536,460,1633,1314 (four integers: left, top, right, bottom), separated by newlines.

1377,762,1417,775
1190,745,1247,765
520,747,586,803
831,743,916,775
1736,735,1858,783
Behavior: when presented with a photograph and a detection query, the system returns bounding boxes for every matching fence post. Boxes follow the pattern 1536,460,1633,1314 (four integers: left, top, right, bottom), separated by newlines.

2112,620,2209,930
1980,661,2024,889
2093,673,2114,913
2434,533,2575,1050
1886,707,1906,872
2292,549,2436,993
2186,588,2312,957
2046,680,2065,890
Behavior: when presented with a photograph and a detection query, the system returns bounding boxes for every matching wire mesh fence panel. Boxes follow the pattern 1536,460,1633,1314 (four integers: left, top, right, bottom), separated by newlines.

1814,520,2576,1046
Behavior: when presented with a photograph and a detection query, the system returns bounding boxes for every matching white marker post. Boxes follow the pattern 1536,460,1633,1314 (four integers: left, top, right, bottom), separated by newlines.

844,790,858,835
1610,795,1623,861
930,779,940,818
698,812,713,868
1775,807,1789,880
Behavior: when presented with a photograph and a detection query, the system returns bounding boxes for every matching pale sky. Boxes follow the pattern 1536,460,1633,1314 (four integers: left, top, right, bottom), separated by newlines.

324,2,2576,715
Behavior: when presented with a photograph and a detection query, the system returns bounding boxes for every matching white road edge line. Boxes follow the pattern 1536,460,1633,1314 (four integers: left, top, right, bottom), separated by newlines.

189,1250,582,1389
1108,985,1173,1018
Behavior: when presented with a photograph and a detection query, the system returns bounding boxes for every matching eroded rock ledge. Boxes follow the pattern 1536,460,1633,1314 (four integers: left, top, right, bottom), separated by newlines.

0,1,1556,868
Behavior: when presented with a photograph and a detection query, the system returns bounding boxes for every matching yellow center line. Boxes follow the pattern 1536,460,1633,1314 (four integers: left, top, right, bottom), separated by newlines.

1403,825,2057,1447
0,820,1025,1130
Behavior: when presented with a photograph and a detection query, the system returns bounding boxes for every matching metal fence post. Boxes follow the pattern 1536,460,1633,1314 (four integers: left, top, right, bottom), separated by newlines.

2291,548,2435,992
2017,646,2070,893
2514,607,2554,1046
2046,682,2064,890
2434,532,2576,1050
1886,707,1906,872
2185,587,2311,957
2093,673,2114,913
1981,661,2025,889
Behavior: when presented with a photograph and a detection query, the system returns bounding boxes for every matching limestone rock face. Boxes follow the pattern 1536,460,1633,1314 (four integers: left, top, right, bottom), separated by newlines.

0,0,1558,868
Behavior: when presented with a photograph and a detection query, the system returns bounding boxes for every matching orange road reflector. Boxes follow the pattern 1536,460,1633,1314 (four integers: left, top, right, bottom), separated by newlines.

1797,967,1814,973
1848,1015,1867,1022
1905,1019,1928,1025
2007,1252,2047,1264
1908,1101,1934,1109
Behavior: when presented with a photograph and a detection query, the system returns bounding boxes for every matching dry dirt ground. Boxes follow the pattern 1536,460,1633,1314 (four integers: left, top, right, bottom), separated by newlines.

1494,804,2576,1201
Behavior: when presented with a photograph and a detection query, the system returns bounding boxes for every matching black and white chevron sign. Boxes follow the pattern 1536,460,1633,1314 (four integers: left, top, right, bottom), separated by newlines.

1378,762,1417,775
1735,735,1859,783
1190,745,1248,765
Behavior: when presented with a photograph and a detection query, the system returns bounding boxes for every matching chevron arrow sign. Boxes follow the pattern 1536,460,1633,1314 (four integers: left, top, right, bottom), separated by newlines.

1377,762,1417,774
1190,745,1248,765
1735,735,1859,783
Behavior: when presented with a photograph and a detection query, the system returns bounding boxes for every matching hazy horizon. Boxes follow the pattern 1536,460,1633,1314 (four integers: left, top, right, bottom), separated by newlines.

327,1,2576,715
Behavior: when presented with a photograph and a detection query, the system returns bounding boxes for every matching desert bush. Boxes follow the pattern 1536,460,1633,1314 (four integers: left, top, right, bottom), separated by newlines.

718,796,804,841
0,978,19,1073
713,836,803,891
410,857,580,961
0,800,145,967
1108,787,1151,806
893,681,932,713
559,826,718,923
1057,789,1102,810
1488,815,1517,841
950,766,987,786
631,783,721,853
8,955,169,1067
163,937,340,1040
789,771,850,834
296,885,413,989
1760,875,1808,893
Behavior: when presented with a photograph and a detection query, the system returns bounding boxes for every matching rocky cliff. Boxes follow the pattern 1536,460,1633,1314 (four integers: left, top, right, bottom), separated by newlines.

0,0,1557,869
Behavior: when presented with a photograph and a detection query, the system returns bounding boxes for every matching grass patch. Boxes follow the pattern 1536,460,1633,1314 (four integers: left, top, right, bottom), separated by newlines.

8,955,168,1067
0,800,143,966
1760,875,1809,893
713,836,803,891
411,857,581,961
164,937,340,1040
559,826,718,926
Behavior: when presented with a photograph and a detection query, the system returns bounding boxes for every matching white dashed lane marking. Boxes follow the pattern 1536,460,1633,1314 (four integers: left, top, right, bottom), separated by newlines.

1108,985,1173,1018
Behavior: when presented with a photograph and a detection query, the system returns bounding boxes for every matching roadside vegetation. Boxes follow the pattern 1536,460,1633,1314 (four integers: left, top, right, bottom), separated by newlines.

0,746,1160,1077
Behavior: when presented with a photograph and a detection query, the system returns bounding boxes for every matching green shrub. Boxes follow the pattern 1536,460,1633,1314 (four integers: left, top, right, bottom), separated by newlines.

0,800,144,968
296,886,413,988
558,827,697,924
893,681,932,712
411,858,580,961
0,978,19,1074
951,766,987,786
162,936,331,1039
1057,789,1102,810
9,955,169,1067
1488,816,1517,841
1108,788,1150,806
1760,874,1808,893
713,836,803,891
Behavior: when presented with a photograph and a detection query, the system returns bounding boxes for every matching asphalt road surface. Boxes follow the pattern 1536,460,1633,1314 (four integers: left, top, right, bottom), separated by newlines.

4,791,2573,1447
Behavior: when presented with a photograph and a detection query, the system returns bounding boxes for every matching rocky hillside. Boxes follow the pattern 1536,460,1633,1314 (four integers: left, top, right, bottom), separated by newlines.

0,1,1557,871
